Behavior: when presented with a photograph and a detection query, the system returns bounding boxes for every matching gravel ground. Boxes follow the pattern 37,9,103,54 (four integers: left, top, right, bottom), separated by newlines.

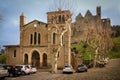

5,59,120,80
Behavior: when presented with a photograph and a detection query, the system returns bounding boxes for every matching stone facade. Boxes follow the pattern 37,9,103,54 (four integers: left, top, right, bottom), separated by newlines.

5,10,72,68
71,6,111,43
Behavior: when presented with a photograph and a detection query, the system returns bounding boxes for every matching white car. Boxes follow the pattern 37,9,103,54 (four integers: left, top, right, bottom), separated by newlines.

16,65,31,75
0,65,9,79
27,65,37,73
63,65,73,73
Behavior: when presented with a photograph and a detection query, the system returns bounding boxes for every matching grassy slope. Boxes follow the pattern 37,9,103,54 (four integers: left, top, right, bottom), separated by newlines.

72,43,94,60
109,37,120,59
72,37,120,59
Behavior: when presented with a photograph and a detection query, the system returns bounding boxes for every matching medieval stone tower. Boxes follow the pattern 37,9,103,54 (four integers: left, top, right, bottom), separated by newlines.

47,9,72,67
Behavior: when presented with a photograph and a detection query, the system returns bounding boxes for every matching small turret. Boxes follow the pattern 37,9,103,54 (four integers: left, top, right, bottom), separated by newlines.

20,12,26,30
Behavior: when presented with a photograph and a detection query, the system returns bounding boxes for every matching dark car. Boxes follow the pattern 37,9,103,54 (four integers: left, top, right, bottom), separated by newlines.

76,64,88,72
3,65,21,77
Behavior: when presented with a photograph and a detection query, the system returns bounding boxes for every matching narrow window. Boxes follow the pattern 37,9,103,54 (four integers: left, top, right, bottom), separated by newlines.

34,32,37,44
14,50,16,57
59,15,61,23
38,33,41,44
53,33,56,44
62,15,65,23
30,34,33,44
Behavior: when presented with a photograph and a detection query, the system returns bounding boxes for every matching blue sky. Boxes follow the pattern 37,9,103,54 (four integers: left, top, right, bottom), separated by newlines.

0,0,120,47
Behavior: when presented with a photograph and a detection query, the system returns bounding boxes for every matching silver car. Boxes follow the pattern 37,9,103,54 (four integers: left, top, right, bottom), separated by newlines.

63,65,73,73
0,65,9,79
76,64,88,72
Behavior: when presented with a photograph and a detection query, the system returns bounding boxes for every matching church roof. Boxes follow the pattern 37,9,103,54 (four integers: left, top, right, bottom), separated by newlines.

77,13,83,17
24,20,46,27
85,10,93,17
76,13,83,20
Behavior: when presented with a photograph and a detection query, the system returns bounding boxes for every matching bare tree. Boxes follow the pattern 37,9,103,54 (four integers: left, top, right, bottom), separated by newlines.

48,0,74,73
84,23,113,67
50,15,72,73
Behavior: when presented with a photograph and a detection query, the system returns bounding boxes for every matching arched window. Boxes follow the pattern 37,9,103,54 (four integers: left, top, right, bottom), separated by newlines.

38,33,41,44
53,33,56,44
62,15,65,23
34,32,37,44
30,34,33,44
14,50,16,57
59,15,61,23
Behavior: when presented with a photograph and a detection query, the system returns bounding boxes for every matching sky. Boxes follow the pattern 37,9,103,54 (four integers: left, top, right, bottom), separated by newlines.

0,0,120,48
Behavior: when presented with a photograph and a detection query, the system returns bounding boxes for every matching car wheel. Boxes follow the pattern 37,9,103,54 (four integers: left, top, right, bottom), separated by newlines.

21,71,26,75
9,73,13,77
0,77,5,80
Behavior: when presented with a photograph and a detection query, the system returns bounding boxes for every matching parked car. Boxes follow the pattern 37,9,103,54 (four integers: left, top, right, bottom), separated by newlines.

3,65,21,77
96,61,105,68
63,65,73,73
27,65,37,73
16,65,31,75
0,65,9,79
76,64,88,72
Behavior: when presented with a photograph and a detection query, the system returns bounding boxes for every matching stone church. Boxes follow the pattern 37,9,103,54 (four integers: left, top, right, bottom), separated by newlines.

4,10,72,68
4,6,112,68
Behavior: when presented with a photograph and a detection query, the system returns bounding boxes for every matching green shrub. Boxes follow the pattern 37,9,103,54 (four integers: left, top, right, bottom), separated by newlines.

0,54,6,64
72,42,94,60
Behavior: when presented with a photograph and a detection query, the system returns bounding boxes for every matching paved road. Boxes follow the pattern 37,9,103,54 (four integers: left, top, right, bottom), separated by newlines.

5,59,120,80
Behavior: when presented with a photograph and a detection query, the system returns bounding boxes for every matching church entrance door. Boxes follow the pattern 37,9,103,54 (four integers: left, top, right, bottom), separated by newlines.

31,51,40,68
42,53,47,67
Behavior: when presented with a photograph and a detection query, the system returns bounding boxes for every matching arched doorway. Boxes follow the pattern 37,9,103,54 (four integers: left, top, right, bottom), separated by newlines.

42,53,47,67
24,54,28,65
31,51,40,68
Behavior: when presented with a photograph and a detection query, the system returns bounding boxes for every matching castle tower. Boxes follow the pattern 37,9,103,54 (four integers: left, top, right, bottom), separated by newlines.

96,6,101,19
47,9,72,68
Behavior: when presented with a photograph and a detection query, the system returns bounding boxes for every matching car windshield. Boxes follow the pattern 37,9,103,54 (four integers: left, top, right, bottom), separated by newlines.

64,66,72,68
78,64,84,67
16,66,22,68
16,66,21,69
25,66,29,68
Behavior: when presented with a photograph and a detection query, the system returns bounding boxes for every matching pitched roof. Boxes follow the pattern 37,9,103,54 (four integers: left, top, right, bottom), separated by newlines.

76,13,83,20
23,20,46,27
77,13,83,17
85,10,93,17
